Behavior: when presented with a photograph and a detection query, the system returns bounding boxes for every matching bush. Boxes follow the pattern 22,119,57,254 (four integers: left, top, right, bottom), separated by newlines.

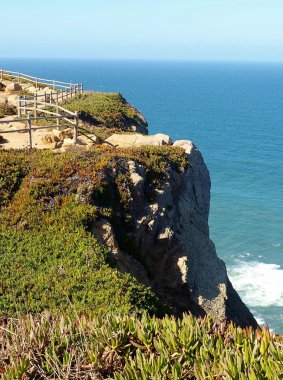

0,102,17,118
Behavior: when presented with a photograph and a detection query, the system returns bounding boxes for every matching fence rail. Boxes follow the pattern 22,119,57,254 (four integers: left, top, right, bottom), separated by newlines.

0,68,83,91
0,113,78,149
0,68,84,148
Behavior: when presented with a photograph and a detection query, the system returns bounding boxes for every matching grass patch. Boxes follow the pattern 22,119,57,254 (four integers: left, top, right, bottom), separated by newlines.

63,92,147,130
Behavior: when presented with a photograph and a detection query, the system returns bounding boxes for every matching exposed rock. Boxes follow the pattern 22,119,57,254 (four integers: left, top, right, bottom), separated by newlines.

91,219,151,286
0,82,5,91
41,128,74,148
0,94,7,104
52,128,73,141
91,139,257,328
7,95,19,107
41,141,61,150
77,133,100,146
41,133,61,144
5,82,22,93
62,138,75,147
105,133,172,148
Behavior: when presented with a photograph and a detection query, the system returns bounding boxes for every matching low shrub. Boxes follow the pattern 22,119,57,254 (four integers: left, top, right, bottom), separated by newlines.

0,102,17,118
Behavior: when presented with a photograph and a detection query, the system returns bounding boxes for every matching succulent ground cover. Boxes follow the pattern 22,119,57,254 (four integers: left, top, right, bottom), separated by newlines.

1,312,283,379
63,92,146,131
0,148,282,379
0,146,187,317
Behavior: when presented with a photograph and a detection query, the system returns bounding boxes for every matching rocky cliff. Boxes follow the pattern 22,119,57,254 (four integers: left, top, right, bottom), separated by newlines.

0,82,257,327
92,140,257,328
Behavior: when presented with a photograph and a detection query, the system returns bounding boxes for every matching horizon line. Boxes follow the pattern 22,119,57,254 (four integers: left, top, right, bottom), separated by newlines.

1,57,283,64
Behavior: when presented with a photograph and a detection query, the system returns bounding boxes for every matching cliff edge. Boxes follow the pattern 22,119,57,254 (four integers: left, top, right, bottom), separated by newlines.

91,141,257,328
0,86,257,327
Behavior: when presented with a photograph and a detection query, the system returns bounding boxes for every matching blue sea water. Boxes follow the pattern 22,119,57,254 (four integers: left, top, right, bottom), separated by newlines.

1,58,283,332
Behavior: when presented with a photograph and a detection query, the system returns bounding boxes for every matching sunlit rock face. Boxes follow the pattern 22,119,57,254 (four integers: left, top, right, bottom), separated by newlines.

92,139,257,328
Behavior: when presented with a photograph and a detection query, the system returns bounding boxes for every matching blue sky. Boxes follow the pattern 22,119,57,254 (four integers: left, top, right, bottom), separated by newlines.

1,0,283,61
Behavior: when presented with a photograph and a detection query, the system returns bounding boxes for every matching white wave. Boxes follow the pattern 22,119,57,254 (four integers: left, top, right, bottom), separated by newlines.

251,312,266,327
273,243,281,247
228,260,283,307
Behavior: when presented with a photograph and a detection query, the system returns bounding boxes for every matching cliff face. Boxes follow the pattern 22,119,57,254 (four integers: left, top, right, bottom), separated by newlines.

93,140,257,328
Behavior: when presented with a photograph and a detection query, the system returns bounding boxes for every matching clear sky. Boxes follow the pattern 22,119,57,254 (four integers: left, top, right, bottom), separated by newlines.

1,0,283,61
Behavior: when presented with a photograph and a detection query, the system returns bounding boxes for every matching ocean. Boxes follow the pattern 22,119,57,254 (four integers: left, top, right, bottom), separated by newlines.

1,58,283,333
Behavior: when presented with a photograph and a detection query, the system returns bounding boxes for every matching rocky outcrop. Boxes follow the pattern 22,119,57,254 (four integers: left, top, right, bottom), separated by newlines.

5,82,22,93
105,133,172,147
91,139,257,328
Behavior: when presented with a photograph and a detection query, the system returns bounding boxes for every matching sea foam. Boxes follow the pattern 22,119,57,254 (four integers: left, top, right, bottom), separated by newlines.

228,260,283,307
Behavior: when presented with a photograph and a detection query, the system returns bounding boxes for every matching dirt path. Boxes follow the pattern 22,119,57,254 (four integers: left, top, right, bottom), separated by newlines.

0,116,55,149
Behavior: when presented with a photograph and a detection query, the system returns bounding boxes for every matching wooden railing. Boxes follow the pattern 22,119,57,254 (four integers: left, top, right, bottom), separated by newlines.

0,68,83,92
0,112,78,149
0,69,83,148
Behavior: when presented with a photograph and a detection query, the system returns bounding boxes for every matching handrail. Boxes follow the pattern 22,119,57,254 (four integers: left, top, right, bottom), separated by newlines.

20,100,77,117
0,69,80,86
0,68,84,148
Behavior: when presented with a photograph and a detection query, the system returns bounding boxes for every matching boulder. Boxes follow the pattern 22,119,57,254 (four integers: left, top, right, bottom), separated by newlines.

105,133,172,148
0,82,5,91
7,95,19,107
173,140,195,153
77,134,100,146
5,82,22,93
53,128,73,141
25,85,37,94
0,94,8,104
41,133,61,144
62,138,75,147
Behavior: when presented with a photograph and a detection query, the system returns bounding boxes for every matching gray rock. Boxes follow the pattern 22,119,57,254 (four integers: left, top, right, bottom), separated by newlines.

91,139,257,327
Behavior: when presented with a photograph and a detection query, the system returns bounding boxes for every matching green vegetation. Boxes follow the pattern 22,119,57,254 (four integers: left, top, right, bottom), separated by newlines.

0,147,282,379
0,102,17,118
63,92,144,130
0,146,187,317
1,312,283,379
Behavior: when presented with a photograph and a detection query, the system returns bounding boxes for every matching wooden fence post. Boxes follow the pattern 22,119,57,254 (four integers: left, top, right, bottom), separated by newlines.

56,101,60,130
53,80,55,90
0,69,3,81
73,111,78,143
34,93,37,119
18,97,21,118
24,95,27,115
36,77,38,92
27,113,32,149
17,72,20,84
